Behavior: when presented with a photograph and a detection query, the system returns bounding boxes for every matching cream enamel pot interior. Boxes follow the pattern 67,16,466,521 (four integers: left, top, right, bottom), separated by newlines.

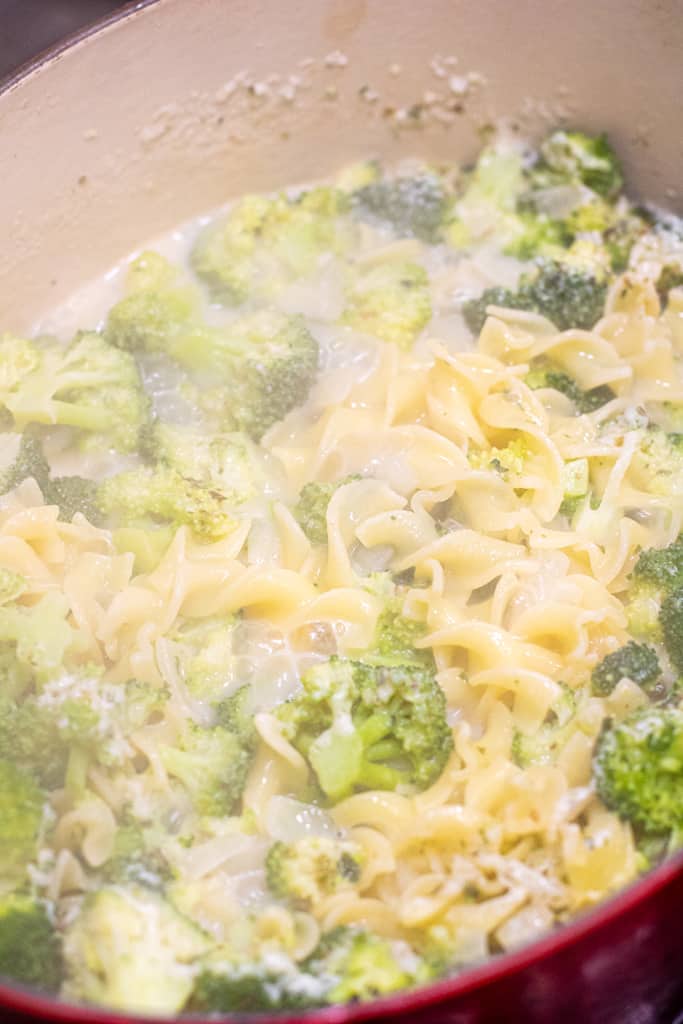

1,2,683,1022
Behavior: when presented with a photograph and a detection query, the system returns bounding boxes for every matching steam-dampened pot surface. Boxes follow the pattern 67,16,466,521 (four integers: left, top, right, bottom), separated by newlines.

1,2,683,1024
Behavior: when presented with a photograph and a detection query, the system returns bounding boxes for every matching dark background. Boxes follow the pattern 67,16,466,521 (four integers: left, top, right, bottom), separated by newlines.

0,0,127,81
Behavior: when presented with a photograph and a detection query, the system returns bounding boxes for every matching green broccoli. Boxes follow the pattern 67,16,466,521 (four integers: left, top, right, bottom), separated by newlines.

463,262,608,336
0,693,69,786
362,596,435,670
191,957,322,1013
0,331,149,452
525,360,615,414
159,711,256,816
0,432,101,524
594,707,683,834
101,818,172,890
656,264,683,306
265,836,362,909
215,685,257,747
536,130,623,198
660,588,683,674
511,684,578,768
0,893,62,990
62,886,209,1014
97,465,236,540
105,251,203,355
591,642,661,696
142,421,271,507
170,616,238,705
630,428,683,498
445,143,528,251
276,656,453,802
169,310,319,441
293,476,359,545
0,758,45,880
304,926,429,1004
0,591,80,697
342,261,432,348
604,209,651,271
191,187,350,305
625,537,683,641
352,172,448,242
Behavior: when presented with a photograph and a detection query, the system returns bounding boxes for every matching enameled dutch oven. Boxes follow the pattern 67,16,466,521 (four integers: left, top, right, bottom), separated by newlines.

1,1,683,1021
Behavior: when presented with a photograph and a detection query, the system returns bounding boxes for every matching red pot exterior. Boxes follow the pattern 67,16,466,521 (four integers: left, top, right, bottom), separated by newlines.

1,852,682,1024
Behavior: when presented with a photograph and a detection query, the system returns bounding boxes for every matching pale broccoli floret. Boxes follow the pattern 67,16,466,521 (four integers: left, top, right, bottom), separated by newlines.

591,642,661,696
0,893,62,990
630,427,683,497
0,758,45,881
0,591,80,697
625,536,683,642
594,708,683,835
159,707,256,816
191,188,350,305
105,250,203,355
170,616,238,704
660,588,683,675
304,926,431,1004
342,261,431,347
170,310,319,441
265,837,362,909
293,476,359,545
143,422,270,506
446,143,528,251
536,130,623,198
0,331,149,452
360,596,435,670
511,684,578,768
191,957,322,1013
0,433,101,525
468,437,531,479
463,261,608,335
97,465,236,540
101,818,173,890
525,360,615,414
352,172,448,242
62,886,209,1014
276,657,453,802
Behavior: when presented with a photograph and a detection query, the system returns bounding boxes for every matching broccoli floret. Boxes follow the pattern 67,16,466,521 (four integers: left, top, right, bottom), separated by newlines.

0,332,149,452
511,684,578,768
594,708,683,834
0,432,102,525
0,758,45,881
105,251,202,355
633,538,683,590
537,130,623,198
159,713,255,816
191,958,321,1013
304,926,428,1004
362,597,435,670
630,428,683,497
0,694,68,786
215,685,257,748
276,657,453,802
265,837,362,909
656,264,683,307
660,588,683,674
352,173,448,242
446,143,528,251
97,465,235,540
293,476,359,545
525,361,614,414
463,261,608,336
0,568,26,606
143,422,270,507
591,642,662,696
468,437,530,479
623,537,683,642
101,819,172,890
170,310,319,441
0,893,62,990
342,261,431,348
191,188,349,305
0,591,79,697
170,616,238,705
604,209,651,271
62,886,209,1014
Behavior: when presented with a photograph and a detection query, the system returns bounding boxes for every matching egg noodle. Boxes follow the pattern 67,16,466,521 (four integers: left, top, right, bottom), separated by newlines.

1,129,682,1014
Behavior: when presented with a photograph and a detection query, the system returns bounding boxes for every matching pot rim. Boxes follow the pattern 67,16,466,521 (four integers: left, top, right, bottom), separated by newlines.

0,3,682,1022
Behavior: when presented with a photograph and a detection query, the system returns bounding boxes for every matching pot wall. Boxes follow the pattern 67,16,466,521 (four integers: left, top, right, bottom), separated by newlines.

1,0,682,331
